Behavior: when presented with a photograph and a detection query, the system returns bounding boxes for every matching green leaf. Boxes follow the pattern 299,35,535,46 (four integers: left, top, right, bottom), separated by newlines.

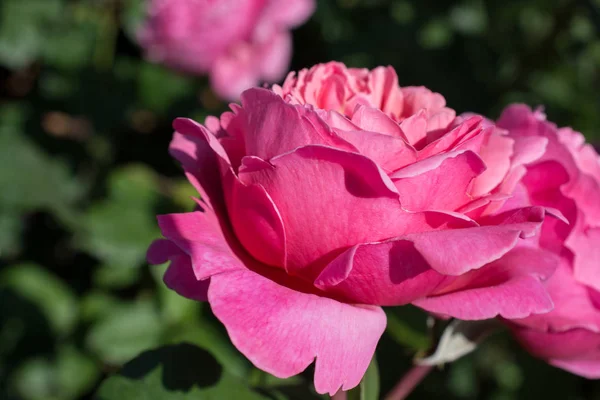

121,0,146,42
151,265,253,380
0,213,22,258
77,164,160,268
137,63,196,114
96,343,270,400
81,291,123,322
11,346,99,400
0,0,63,69
86,300,162,365
385,307,430,352
346,356,379,400
94,264,142,289
0,127,83,223
164,319,253,380
0,264,78,336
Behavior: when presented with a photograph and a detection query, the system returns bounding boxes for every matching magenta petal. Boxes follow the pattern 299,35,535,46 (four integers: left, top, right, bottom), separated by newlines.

208,268,386,395
164,254,210,302
147,239,209,302
334,129,417,171
567,222,600,292
391,150,486,212
512,326,600,362
314,240,448,306
227,177,287,268
240,88,354,160
477,206,546,238
147,238,183,264
239,145,414,272
550,358,600,379
514,261,600,333
169,125,228,211
414,276,553,320
157,211,242,280
414,247,556,319
402,227,521,276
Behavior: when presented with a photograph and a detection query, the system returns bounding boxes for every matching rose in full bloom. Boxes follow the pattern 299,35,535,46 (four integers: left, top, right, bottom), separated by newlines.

496,105,600,378
147,62,559,394
138,0,315,100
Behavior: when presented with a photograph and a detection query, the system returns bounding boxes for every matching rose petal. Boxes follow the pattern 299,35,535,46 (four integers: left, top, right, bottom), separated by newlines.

208,267,386,395
392,150,486,212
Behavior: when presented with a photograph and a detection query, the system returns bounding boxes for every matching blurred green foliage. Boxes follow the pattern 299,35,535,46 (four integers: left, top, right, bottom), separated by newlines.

0,0,599,399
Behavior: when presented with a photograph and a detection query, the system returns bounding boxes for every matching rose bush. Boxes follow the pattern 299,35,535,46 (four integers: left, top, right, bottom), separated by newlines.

147,62,560,394
138,0,314,100
497,105,600,378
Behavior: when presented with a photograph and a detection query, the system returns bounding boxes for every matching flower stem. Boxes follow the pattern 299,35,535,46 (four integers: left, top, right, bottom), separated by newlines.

384,365,433,400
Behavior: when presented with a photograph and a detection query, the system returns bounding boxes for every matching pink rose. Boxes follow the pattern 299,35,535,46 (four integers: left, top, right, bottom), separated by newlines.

496,105,600,378
147,63,558,394
138,0,315,100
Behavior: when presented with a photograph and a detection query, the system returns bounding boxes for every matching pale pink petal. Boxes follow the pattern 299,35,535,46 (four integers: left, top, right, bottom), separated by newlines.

366,66,404,119
399,111,428,146
401,86,447,117
567,221,600,292
256,32,292,82
471,133,514,197
210,46,260,101
426,109,456,132
257,0,316,30
419,116,484,158
350,106,408,139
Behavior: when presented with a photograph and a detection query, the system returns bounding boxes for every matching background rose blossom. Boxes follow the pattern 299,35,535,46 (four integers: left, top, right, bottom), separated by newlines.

147,63,561,394
494,105,600,378
138,0,315,100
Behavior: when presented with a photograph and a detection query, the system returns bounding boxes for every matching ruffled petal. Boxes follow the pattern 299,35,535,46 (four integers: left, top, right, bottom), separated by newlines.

413,247,556,320
208,267,386,395
240,88,355,161
391,150,486,212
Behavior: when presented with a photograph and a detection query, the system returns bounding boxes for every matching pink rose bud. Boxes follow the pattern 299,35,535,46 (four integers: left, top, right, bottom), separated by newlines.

496,105,600,378
147,63,560,394
138,0,315,100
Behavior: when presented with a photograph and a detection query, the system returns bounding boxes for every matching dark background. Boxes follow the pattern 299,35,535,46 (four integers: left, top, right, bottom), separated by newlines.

0,0,599,399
